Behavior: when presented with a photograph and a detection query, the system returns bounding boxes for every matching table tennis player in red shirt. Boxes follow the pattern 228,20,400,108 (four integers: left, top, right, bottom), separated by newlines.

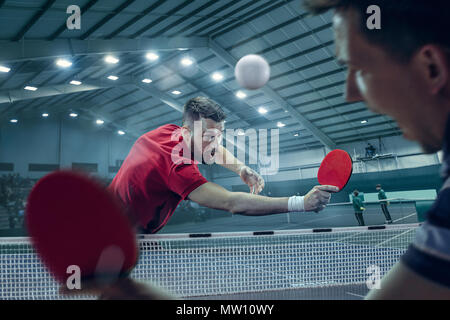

108,96,339,234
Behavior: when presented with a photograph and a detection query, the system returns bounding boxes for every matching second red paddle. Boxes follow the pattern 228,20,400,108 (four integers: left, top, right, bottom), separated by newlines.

317,149,353,191
26,170,138,286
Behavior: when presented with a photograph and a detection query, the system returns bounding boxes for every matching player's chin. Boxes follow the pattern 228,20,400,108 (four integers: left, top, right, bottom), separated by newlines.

419,142,442,154
405,131,442,154
201,156,216,165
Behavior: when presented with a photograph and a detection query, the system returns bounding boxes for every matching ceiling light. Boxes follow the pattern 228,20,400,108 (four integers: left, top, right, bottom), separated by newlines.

172,90,181,95
96,119,104,125
10,119,18,123
56,58,72,68
69,113,78,118
258,107,268,114
0,65,11,73
236,91,246,99
212,72,223,81
105,55,119,64
107,75,119,81
42,113,49,118
70,80,82,85
181,58,193,66
361,120,368,124
277,122,285,128
146,52,159,61
24,86,37,91
118,130,125,135
142,78,152,83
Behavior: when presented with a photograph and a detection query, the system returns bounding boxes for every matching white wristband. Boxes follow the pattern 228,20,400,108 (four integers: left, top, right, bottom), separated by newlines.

288,196,305,212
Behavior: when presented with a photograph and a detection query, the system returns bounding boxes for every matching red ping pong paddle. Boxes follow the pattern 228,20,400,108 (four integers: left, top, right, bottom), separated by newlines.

26,170,138,285
317,149,353,191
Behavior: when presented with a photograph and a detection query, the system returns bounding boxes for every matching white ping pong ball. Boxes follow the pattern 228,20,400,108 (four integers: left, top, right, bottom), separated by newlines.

234,54,270,90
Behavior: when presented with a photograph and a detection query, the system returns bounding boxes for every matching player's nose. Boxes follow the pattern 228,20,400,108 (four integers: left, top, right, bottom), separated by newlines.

345,70,364,103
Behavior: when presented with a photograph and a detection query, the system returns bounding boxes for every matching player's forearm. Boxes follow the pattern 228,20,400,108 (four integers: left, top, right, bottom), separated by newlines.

228,192,289,215
216,145,244,174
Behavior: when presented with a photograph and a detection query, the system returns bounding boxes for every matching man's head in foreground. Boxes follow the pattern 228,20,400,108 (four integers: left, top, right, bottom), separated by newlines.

181,96,226,164
304,0,450,153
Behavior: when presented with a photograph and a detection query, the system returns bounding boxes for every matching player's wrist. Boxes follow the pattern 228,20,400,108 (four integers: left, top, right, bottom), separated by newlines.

288,195,305,212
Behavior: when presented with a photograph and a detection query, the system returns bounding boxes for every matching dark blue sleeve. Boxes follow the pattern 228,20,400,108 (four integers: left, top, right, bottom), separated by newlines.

427,188,450,228
400,219,450,288
401,243,450,288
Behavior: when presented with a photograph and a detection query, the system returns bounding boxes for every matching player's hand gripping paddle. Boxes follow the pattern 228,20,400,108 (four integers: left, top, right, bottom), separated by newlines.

317,149,353,191
26,170,138,289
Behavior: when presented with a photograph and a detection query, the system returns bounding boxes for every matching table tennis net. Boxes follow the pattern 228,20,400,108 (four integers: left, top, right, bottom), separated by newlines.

0,223,418,299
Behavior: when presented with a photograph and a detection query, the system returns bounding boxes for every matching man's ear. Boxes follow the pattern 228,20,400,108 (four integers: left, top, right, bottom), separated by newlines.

414,45,449,95
180,126,191,145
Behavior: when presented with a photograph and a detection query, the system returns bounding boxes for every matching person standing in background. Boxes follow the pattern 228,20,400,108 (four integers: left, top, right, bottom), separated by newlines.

365,143,376,158
376,184,393,224
352,190,365,226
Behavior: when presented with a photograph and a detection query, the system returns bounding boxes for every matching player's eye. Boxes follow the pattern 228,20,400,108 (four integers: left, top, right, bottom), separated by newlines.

203,135,215,142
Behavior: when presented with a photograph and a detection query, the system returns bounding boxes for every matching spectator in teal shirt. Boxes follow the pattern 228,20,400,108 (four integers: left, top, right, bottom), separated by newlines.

376,184,393,224
352,190,365,226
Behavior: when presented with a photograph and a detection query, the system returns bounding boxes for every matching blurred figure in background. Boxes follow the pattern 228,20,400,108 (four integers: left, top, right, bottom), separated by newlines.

376,184,393,224
352,189,365,226
0,174,35,229
365,143,376,158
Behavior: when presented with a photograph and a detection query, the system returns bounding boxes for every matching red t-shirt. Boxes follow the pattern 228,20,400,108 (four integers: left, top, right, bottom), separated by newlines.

108,124,208,233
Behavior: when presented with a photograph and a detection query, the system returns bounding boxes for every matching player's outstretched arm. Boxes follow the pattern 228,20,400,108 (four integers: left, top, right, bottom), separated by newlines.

188,182,338,215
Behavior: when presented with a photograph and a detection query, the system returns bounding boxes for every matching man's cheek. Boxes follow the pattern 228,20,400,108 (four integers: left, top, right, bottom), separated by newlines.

202,143,217,165
355,71,368,97
202,142,211,153
356,73,382,114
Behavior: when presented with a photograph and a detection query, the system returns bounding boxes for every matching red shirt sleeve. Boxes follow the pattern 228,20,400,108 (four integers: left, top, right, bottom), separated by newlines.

168,163,208,200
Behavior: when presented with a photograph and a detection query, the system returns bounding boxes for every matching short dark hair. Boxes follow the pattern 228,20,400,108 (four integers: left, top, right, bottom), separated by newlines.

182,97,226,126
353,189,359,196
303,0,450,62
376,184,381,188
